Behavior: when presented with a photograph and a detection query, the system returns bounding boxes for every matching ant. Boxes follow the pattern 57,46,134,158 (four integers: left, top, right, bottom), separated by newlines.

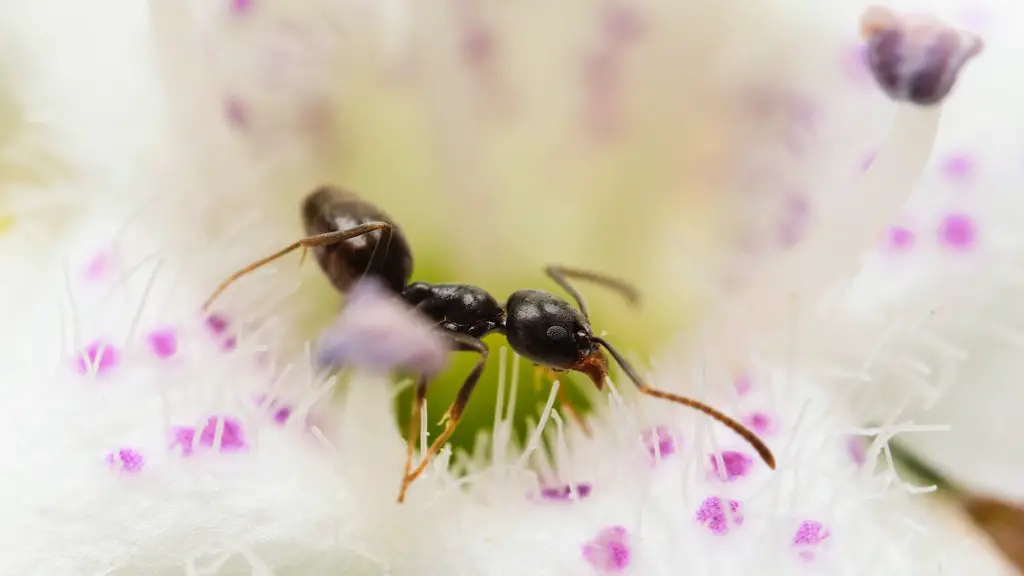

202,185,776,503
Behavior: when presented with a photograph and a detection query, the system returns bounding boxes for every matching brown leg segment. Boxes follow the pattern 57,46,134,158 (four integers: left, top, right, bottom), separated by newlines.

202,222,393,311
397,333,490,503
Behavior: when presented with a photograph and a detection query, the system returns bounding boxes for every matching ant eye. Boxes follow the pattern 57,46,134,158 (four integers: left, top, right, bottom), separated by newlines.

546,325,570,342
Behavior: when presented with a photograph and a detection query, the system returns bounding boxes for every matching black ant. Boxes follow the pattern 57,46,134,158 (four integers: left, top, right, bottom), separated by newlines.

202,185,776,503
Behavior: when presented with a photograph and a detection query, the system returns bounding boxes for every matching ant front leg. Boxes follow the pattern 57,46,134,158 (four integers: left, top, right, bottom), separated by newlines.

533,365,592,436
544,265,640,319
202,222,392,310
397,333,489,503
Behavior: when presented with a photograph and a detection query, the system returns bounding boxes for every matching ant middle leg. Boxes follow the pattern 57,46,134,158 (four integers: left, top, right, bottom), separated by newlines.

544,265,640,319
202,222,392,310
402,375,429,483
533,365,592,435
397,333,489,503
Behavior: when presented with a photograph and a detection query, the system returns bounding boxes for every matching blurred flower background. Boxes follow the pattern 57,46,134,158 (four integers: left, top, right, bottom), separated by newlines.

5,0,1024,572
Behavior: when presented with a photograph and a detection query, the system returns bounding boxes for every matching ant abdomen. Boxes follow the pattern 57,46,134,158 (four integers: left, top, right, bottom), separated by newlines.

302,186,414,295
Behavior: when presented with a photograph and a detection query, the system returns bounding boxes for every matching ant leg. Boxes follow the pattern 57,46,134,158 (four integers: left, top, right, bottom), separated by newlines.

397,333,489,503
544,265,640,319
593,336,777,470
534,365,592,435
202,222,392,311
403,376,429,482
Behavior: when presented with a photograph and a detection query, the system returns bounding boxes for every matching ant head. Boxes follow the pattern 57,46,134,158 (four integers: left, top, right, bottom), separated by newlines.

505,290,609,389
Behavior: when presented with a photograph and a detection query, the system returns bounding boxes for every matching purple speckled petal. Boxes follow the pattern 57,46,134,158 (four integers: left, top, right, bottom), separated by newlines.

315,278,450,377
582,525,631,572
939,212,977,250
642,426,677,461
75,340,121,376
106,448,145,473
539,483,593,501
696,496,744,535
709,450,754,481
147,327,179,359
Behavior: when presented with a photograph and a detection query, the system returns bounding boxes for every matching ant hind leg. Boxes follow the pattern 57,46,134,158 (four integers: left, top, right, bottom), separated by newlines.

202,222,392,311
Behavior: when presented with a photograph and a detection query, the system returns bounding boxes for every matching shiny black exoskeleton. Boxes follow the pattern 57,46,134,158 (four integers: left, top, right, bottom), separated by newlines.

203,185,776,504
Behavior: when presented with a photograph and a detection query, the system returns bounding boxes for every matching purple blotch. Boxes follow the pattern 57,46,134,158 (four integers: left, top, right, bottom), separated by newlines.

82,251,112,282
582,525,631,573
942,153,974,181
231,0,253,14
171,415,247,456
709,450,754,482
642,426,677,461
205,314,239,351
734,374,752,395
206,314,230,336
696,496,744,535
540,483,593,501
847,436,867,467
75,340,121,376
939,213,976,250
860,150,877,172
603,4,645,45
147,327,179,359
254,395,293,425
106,448,145,473
887,225,915,250
223,96,249,128
743,412,775,435
794,520,831,546
794,520,831,561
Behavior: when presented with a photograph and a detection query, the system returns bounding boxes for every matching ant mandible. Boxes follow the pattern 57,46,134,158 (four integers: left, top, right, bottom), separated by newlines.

202,185,776,503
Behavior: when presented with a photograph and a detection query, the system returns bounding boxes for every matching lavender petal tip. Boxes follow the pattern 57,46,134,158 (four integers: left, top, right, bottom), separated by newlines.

314,278,450,376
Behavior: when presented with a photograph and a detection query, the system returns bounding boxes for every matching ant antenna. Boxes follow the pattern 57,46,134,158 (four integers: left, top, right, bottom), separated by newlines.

593,336,776,469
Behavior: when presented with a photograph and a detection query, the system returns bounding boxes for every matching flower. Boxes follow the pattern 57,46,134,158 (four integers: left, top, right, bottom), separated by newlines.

0,209,1016,573
2,0,1023,573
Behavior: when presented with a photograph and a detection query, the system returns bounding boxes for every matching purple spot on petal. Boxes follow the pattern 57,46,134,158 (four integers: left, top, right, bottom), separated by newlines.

582,525,631,573
106,448,145,473
696,496,744,535
223,96,249,128
734,374,752,395
147,327,178,359
75,340,121,376
886,225,915,250
847,436,867,467
939,213,976,250
709,451,754,482
231,0,253,14
743,412,775,435
82,251,112,282
793,520,831,561
199,415,247,451
860,150,877,172
642,426,677,461
273,406,292,424
206,314,230,336
778,194,811,248
603,5,645,45
942,153,974,181
793,520,831,546
540,483,593,501
171,415,247,456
